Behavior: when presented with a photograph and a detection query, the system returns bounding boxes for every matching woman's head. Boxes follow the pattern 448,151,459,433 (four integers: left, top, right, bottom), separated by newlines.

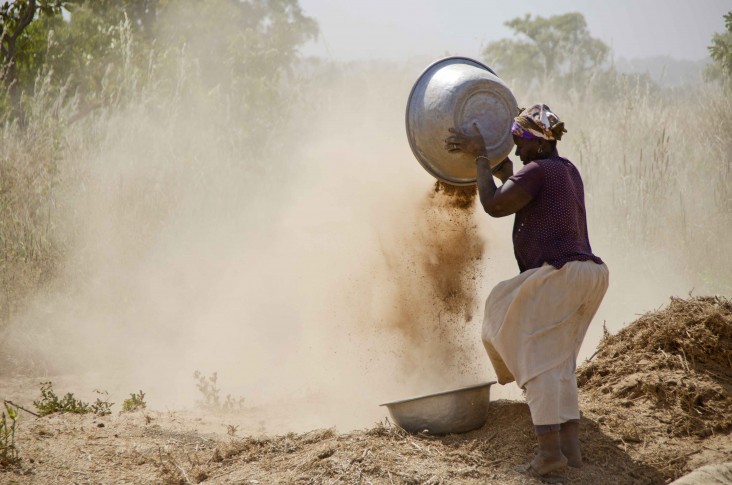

511,104,566,163
512,135,554,163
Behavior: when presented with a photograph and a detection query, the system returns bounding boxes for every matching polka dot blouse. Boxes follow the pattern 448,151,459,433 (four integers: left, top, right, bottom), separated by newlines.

508,156,603,273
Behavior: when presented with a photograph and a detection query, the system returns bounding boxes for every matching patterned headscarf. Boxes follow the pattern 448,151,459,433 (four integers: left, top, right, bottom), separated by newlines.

511,104,566,141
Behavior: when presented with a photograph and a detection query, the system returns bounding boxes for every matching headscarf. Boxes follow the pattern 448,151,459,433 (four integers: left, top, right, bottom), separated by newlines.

511,104,566,141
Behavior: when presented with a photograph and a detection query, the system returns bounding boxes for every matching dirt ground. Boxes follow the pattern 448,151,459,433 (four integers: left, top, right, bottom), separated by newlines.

0,296,730,484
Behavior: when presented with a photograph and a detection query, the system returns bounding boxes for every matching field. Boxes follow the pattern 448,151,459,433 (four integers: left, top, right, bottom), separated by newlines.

1,6,732,484
1,296,730,484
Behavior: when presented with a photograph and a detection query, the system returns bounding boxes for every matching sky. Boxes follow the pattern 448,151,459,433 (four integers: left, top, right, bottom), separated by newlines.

298,0,731,63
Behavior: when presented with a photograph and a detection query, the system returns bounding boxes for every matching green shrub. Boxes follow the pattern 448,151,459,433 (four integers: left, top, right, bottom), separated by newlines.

90,390,113,416
121,390,147,412
33,382,112,416
193,371,245,414
0,403,19,468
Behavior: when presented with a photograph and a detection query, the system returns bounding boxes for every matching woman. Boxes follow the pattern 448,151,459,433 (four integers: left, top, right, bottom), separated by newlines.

445,104,609,479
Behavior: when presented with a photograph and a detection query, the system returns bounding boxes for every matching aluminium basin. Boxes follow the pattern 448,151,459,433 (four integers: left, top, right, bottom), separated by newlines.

406,56,517,185
380,382,496,435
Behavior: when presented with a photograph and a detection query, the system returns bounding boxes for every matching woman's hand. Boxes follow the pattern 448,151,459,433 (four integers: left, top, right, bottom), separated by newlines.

491,157,514,183
445,123,486,157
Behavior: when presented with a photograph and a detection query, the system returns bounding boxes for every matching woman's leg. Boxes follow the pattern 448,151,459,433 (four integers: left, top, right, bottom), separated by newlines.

523,366,568,475
526,357,579,425
560,420,582,468
558,360,583,467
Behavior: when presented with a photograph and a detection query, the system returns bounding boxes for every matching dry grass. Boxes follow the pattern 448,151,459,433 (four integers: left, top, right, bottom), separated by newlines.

578,296,732,480
2,50,731,351
0,401,668,484
511,76,732,296
1,27,731,484
579,296,732,437
1,296,730,483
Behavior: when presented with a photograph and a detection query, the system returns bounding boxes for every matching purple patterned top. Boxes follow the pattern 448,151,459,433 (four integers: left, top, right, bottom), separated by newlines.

508,156,603,273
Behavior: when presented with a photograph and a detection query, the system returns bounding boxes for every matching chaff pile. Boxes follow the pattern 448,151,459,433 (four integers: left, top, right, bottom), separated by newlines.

578,296,732,438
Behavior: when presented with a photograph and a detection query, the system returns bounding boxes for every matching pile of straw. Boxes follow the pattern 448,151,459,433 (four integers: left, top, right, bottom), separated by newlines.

579,296,732,438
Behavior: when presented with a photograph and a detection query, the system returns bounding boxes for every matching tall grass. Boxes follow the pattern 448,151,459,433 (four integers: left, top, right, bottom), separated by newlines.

502,71,732,296
1,38,730,378
0,20,305,340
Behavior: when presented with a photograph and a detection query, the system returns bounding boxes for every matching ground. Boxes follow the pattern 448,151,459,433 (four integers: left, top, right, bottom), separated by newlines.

0,393,729,485
1,296,730,484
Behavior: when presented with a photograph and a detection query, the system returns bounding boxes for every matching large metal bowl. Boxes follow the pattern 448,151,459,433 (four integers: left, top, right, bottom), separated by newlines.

406,57,518,186
380,382,496,435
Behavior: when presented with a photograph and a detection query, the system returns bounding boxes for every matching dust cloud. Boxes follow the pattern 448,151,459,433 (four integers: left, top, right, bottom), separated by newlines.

4,41,722,432
376,182,485,391
2,53,500,432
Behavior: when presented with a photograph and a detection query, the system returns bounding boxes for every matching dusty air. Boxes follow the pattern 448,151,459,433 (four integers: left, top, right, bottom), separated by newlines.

0,2,731,484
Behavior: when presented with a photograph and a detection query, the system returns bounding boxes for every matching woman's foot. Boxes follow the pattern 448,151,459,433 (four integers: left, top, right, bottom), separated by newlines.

515,461,567,484
516,429,567,482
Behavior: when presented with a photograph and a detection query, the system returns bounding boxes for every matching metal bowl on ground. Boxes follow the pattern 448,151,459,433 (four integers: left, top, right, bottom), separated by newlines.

406,56,518,186
380,382,496,435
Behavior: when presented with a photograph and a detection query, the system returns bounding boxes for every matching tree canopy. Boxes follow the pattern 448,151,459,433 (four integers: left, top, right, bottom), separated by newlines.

482,12,609,89
0,0,318,120
705,11,732,84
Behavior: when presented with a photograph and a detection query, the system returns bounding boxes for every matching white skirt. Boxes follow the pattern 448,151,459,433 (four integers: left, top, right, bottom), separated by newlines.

481,260,609,388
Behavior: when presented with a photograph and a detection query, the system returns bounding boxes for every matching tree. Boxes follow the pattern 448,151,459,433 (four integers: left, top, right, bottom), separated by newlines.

157,0,317,88
482,12,609,89
0,0,66,117
69,0,160,40
152,0,318,157
705,11,732,84
1,0,318,122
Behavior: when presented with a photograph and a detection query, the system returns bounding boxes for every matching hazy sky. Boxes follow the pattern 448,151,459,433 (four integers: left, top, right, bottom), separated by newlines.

299,0,730,62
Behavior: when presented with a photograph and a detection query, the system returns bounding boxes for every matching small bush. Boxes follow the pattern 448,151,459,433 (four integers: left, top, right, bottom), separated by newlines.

33,382,113,416
121,390,147,412
1,403,20,468
193,371,245,413
90,390,113,416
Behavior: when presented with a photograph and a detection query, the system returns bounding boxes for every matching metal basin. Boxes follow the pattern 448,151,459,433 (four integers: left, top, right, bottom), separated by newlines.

406,57,517,185
380,382,496,435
